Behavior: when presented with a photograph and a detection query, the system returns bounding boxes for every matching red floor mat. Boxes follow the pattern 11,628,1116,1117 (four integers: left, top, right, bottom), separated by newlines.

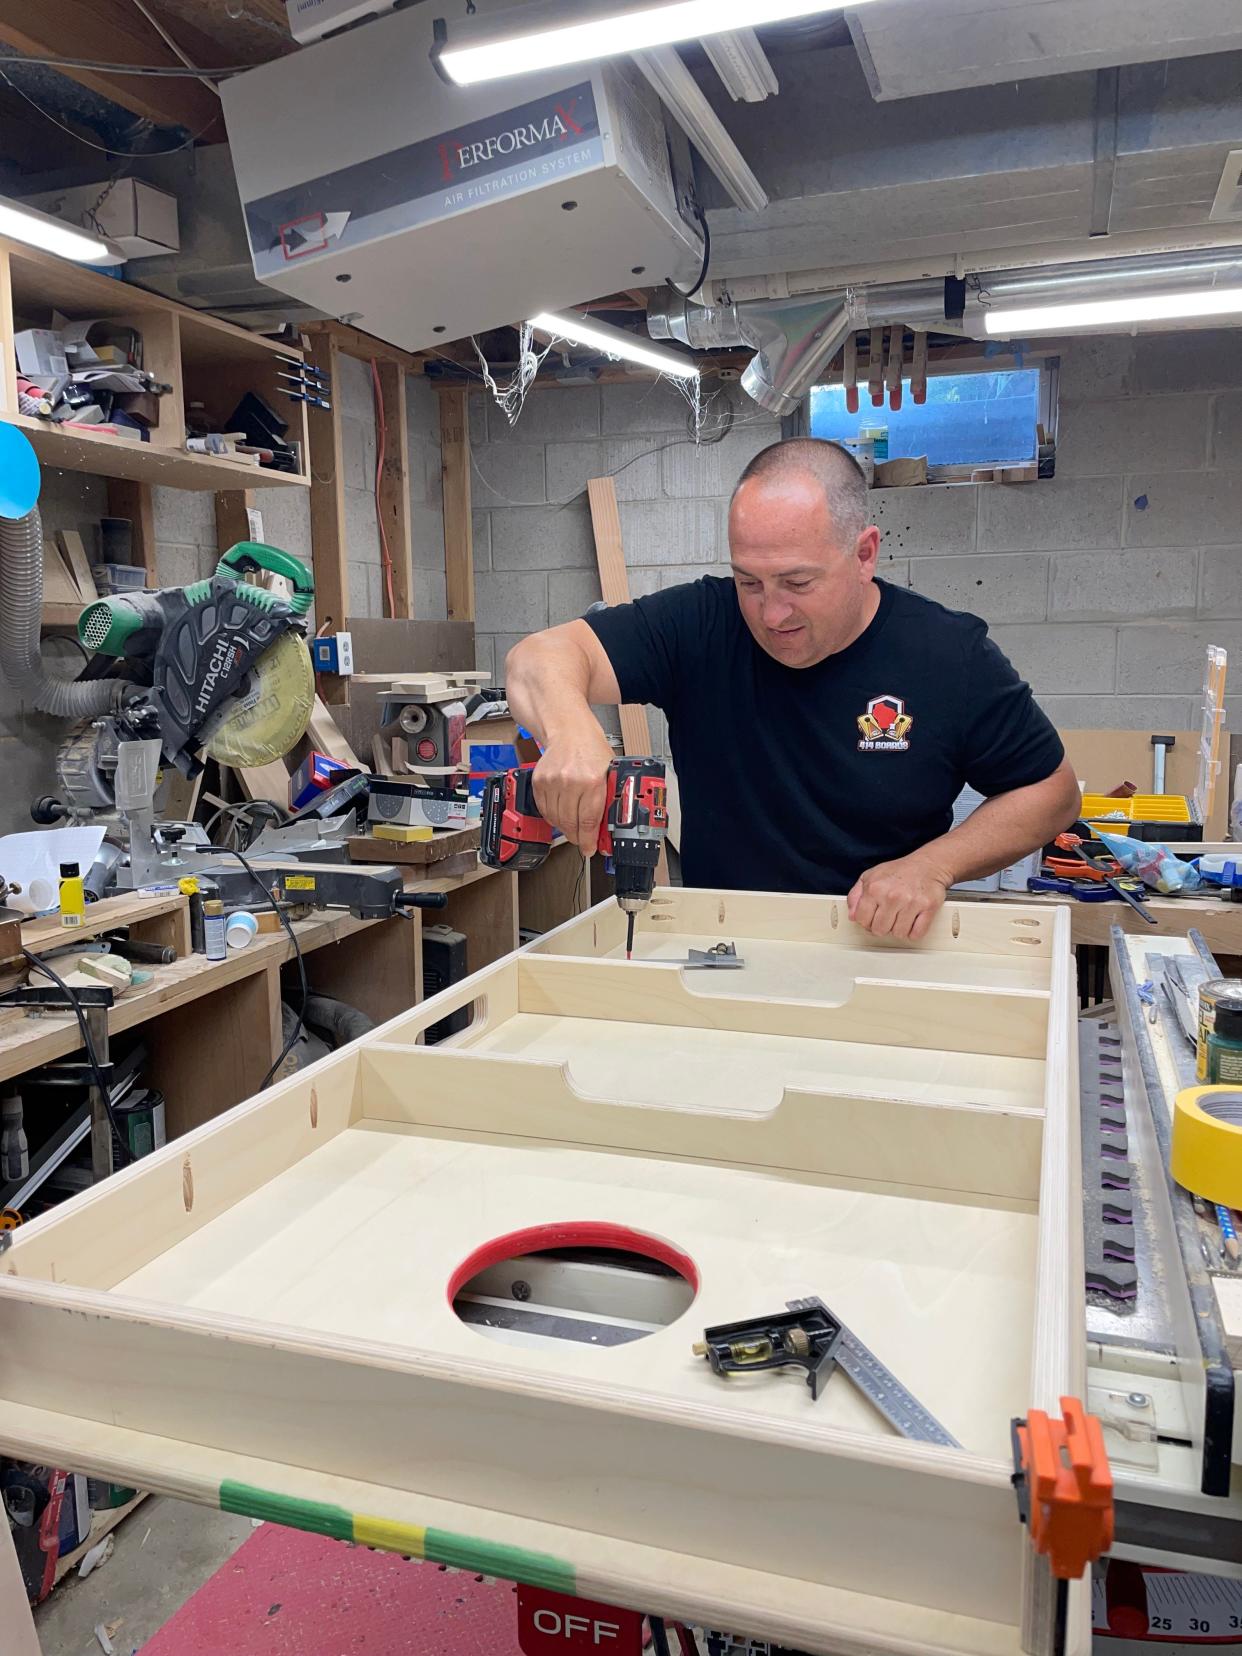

139,1520,524,1654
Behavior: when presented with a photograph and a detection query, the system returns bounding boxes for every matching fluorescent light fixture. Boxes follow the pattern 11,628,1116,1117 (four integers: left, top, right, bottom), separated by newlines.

984,286,1242,334
529,310,699,378
703,28,779,102
634,46,767,212
0,196,112,264
437,0,845,87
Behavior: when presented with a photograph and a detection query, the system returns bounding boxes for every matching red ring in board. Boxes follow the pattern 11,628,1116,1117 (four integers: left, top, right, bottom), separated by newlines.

446,1221,699,1303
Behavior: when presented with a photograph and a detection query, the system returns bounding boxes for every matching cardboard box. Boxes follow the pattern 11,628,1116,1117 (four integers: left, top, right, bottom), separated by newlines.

369,779,478,831
289,750,352,811
25,179,179,258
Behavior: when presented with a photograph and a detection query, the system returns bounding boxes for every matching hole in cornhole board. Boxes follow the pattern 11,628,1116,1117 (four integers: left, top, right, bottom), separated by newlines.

449,1222,698,1349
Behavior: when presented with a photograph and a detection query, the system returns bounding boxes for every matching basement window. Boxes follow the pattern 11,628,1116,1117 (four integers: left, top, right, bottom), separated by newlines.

809,365,1046,472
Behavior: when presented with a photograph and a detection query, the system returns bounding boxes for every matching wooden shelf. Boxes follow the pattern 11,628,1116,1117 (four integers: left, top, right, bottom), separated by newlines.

0,235,309,491
12,414,307,492
41,602,84,629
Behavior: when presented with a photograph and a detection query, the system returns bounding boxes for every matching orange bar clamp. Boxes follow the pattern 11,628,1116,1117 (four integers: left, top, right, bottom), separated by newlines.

1011,1397,1114,1579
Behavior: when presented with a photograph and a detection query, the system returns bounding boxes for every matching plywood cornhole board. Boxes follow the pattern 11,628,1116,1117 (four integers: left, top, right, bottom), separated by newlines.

0,888,1085,1656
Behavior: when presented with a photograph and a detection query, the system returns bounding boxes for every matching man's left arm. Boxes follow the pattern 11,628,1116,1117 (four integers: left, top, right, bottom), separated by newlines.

847,758,1081,940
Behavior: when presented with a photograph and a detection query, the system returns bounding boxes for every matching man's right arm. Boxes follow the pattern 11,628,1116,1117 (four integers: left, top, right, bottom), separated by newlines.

505,620,623,855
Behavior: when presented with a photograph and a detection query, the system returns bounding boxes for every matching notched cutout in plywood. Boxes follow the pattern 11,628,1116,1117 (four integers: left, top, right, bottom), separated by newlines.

514,956,1052,1061
358,1046,1047,1203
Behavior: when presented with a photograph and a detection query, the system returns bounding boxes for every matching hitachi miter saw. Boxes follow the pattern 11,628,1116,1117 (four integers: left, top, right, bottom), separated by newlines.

38,543,318,888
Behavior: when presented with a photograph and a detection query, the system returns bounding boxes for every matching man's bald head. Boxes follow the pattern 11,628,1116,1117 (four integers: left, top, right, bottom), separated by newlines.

732,438,868,543
727,435,880,669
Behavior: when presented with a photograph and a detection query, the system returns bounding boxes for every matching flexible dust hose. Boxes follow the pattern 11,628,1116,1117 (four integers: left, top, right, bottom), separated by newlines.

0,505,122,718
303,994,376,1049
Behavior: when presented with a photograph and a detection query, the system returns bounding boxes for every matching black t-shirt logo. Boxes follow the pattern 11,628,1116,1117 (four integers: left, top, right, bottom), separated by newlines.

857,694,913,752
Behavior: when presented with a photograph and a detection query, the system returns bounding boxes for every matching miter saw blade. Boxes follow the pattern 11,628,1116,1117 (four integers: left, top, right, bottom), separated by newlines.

199,631,315,767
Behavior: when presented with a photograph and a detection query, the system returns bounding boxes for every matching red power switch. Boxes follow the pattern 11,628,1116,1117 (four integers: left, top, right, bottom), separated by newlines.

517,1586,643,1656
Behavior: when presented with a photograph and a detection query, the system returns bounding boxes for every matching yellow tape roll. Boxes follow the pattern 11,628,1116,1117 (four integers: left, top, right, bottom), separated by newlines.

1171,1085,1242,1207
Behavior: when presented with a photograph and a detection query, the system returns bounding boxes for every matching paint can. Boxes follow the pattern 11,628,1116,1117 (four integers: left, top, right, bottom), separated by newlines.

1196,977,1242,1082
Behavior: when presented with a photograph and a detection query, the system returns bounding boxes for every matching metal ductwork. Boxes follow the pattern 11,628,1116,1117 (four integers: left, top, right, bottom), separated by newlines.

651,245,1242,413
648,282,946,416
648,288,862,416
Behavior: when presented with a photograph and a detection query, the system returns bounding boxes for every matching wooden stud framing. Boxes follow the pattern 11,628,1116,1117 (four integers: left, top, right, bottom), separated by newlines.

439,387,474,622
302,320,425,374
106,479,157,585
305,331,348,636
374,359,415,618
0,892,1087,1656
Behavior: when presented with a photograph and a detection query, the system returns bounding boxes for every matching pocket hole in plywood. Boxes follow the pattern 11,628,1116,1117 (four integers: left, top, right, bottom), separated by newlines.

1013,936,1042,947
310,1086,319,1129
718,901,726,924
182,1156,194,1212
829,903,839,930
951,913,960,939
1012,917,1040,928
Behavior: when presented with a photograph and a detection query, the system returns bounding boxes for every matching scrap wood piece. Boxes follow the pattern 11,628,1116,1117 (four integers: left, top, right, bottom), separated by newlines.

55,530,98,602
42,540,81,607
586,476,655,761
235,759,291,804
586,475,668,885
307,697,362,770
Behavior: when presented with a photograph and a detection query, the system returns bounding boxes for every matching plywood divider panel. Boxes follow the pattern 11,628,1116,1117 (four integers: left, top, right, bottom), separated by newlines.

3,1051,362,1291
516,957,1051,1061
106,477,158,584
373,955,520,1045
305,904,422,1023
531,889,1056,962
153,966,282,1140
0,1397,1028,1656
360,1047,1045,1201
529,897,629,957
0,1280,1024,1629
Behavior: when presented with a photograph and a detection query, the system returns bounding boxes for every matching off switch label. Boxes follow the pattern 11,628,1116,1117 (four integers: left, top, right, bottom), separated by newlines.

517,1586,643,1656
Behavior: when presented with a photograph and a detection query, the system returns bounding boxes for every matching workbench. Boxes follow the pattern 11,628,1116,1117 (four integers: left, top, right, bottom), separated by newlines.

962,887,1242,954
0,844,585,1141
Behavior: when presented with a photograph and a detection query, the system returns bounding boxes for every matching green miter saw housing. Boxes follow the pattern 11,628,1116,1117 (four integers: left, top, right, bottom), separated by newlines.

77,542,316,777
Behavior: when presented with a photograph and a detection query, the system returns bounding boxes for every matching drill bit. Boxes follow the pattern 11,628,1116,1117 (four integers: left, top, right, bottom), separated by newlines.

626,911,635,961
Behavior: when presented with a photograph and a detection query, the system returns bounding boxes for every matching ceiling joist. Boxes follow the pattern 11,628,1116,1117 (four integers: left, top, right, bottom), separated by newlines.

0,0,231,140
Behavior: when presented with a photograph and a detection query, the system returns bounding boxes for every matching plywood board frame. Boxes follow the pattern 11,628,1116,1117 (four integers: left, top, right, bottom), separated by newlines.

0,891,1085,1656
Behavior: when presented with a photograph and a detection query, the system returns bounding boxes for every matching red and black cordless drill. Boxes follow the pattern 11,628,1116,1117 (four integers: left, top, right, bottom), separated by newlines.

480,756,668,958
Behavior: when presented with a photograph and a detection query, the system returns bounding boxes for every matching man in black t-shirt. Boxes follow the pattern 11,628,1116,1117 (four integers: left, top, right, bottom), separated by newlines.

506,437,1080,939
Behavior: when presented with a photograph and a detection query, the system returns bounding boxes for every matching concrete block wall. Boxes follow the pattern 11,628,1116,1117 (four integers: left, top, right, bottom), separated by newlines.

470,377,782,749
472,330,1242,746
